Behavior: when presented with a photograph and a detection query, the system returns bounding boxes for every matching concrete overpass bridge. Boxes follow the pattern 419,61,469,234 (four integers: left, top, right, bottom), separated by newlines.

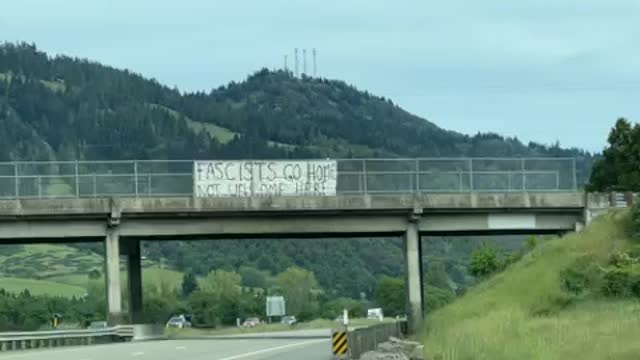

0,158,613,332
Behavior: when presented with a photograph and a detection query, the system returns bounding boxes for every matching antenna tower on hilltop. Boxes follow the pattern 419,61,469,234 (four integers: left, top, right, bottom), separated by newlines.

303,49,307,76
313,48,317,77
294,48,299,77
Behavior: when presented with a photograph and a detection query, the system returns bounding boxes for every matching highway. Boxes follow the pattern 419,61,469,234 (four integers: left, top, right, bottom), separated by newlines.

0,338,332,360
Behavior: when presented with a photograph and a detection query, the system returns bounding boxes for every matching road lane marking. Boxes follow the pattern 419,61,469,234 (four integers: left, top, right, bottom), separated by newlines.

176,346,187,350
216,339,327,360
131,351,145,357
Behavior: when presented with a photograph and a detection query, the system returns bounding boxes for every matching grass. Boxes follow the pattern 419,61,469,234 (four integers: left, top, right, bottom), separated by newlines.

0,243,186,298
423,211,638,360
142,266,184,291
0,244,104,279
147,103,238,144
0,277,86,298
0,72,66,92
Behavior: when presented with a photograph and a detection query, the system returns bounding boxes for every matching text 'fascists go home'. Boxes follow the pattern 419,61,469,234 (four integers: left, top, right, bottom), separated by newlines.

194,160,338,197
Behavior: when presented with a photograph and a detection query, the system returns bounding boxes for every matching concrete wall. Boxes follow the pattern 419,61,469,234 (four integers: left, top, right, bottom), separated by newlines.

0,192,585,218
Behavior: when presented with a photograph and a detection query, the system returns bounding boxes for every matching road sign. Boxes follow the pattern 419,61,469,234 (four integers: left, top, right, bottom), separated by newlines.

266,296,286,317
332,331,348,356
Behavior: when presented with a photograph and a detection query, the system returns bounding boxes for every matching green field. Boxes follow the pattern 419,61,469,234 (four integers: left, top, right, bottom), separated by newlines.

0,277,86,298
0,244,104,280
0,244,186,298
423,211,640,360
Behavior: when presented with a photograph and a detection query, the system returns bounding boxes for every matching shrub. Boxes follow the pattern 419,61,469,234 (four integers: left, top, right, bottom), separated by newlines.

526,236,538,251
502,251,524,270
469,245,500,277
601,267,633,297
632,201,640,240
560,254,600,295
608,251,636,268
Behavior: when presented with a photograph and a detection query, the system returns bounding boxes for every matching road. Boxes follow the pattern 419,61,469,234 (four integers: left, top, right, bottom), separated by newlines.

0,338,332,360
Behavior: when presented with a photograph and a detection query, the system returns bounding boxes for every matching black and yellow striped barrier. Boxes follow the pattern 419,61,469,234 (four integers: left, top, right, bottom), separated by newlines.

332,331,348,356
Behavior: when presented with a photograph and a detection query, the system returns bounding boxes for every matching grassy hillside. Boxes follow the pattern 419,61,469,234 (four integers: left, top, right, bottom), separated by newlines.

0,244,103,280
0,244,186,298
0,277,86,297
423,211,639,360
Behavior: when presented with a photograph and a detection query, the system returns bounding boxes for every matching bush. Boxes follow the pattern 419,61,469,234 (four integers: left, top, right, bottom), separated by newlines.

632,202,640,240
469,245,500,277
608,251,636,268
560,254,600,295
526,236,538,251
502,251,524,270
601,267,633,297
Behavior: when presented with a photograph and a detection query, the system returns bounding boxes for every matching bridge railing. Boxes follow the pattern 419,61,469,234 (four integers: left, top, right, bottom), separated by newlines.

0,158,577,199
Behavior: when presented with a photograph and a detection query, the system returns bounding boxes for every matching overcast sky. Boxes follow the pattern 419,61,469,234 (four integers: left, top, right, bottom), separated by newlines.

2,0,640,152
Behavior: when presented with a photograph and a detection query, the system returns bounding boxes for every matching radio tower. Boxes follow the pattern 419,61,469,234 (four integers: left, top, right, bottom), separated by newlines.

313,48,317,77
303,49,307,75
284,54,288,72
294,48,299,77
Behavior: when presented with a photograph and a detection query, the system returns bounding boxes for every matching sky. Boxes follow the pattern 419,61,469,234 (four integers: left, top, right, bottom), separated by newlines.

2,0,639,153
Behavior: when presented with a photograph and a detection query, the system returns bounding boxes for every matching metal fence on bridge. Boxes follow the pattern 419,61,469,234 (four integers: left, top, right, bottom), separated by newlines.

0,158,577,199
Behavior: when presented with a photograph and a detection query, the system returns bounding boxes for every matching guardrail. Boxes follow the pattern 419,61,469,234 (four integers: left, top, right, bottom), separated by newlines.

338,321,408,359
0,158,577,199
0,325,135,352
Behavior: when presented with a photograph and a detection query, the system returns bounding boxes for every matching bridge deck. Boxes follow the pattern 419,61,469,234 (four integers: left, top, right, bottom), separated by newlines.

0,193,592,242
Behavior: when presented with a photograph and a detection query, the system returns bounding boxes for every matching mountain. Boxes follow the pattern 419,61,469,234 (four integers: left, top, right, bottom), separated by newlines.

0,43,594,165
0,42,597,298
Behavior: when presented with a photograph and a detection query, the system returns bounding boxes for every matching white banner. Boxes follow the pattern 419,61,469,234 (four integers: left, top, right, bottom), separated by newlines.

194,160,338,197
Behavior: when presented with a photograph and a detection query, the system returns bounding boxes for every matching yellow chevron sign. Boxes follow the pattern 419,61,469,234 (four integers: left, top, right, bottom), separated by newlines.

332,331,348,355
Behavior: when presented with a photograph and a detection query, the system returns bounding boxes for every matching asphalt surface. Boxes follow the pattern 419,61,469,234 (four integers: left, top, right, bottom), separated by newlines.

0,338,333,360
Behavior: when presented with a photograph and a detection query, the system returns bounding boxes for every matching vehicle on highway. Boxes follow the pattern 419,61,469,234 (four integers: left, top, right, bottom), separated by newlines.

367,308,384,321
166,315,192,329
281,315,297,326
87,321,108,329
242,317,261,327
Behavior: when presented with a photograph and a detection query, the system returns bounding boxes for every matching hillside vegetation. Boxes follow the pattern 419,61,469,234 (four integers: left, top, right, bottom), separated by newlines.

424,211,640,360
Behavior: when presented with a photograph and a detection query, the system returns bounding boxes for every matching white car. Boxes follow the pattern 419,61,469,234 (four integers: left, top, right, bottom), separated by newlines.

166,315,192,329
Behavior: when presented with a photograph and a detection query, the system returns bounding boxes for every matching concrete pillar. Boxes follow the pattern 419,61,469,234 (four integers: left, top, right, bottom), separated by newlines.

105,227,122,325
127,239,144,324
403,221,423,333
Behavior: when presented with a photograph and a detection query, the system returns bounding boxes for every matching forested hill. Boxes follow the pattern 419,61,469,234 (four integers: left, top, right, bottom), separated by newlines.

0,42,596,299
0,43,593,174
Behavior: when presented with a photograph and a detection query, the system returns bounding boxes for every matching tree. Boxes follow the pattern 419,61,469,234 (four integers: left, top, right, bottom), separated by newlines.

199,270,242,296
276,267,320,319
239,266,268,289
375,276,405,317
181,271,199,298
424,285,455,314
424,260,452,290
143,280,181,324
588,118,640,191
469,245,500,277
189,270,242,326
321,297,366,319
